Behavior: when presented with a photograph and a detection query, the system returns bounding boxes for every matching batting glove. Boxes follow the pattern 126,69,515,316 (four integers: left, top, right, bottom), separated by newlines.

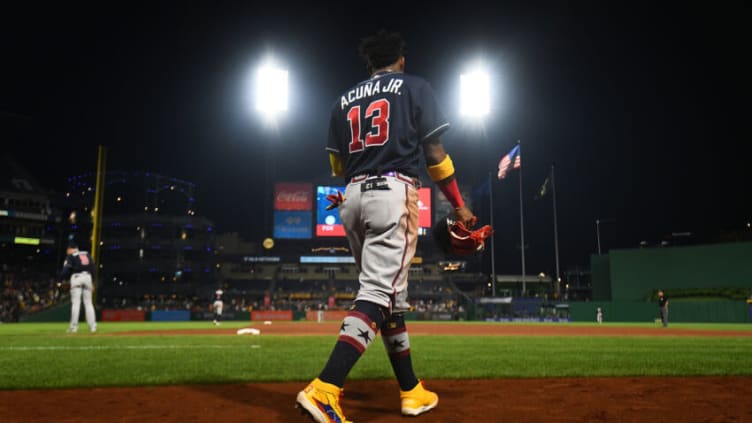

325,190,345,210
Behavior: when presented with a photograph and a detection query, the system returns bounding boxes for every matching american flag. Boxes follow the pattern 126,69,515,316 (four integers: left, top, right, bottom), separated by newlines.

497,144,521,179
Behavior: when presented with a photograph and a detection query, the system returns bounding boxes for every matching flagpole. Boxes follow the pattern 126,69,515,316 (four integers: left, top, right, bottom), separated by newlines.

488,171,496,297
518,141,526,296
551,164,561,297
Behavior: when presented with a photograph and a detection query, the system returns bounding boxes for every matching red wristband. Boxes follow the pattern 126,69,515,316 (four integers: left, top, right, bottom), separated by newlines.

439,178,464,209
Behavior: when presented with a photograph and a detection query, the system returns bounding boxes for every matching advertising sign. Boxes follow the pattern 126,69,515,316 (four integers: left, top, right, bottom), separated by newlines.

274,211,313,239
316,186,346,237
274,183,313,210
418,187,432,228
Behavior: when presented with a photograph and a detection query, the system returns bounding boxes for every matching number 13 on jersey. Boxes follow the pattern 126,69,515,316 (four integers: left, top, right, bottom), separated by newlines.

346,99,391,153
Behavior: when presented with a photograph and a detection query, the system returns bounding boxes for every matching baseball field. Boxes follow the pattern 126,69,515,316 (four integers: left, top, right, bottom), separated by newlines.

1,321,751,422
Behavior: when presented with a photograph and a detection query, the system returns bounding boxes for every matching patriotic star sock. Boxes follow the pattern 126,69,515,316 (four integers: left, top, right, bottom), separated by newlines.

381,313,419,391
318,300,385,387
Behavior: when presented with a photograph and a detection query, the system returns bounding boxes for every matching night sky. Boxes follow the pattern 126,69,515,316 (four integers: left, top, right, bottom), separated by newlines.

2,2,749,275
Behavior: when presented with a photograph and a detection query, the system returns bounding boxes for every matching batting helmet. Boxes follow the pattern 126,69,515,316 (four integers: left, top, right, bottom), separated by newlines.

433,216,494,256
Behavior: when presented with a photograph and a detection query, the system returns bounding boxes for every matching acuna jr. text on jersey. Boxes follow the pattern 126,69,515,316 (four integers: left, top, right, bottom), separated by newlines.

340,78,403,109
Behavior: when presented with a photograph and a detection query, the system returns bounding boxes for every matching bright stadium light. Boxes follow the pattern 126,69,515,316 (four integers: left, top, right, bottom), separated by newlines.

255,62,288,118
459,69,490,118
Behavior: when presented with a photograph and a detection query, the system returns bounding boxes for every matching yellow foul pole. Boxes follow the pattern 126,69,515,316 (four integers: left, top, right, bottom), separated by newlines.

90,145,107,284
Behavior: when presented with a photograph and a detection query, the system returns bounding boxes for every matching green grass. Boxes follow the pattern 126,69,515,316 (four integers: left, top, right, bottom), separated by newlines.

0,322,750,389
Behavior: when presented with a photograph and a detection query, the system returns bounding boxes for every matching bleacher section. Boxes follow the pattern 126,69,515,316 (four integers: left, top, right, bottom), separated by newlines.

16,256,477,320
214,262,470,315
449,273,490,297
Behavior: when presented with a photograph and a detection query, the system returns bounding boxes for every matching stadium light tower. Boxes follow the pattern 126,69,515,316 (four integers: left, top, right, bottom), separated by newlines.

251,58,289,238
459,69,490,118
255,62,288,120
458,66,496,296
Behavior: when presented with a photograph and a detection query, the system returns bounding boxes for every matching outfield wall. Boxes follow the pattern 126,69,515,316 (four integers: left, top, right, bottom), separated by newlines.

102,309,146,321
21,302,76,322
590,254,612,301
569,301,751,323
591,242,752,302
21,304,252,322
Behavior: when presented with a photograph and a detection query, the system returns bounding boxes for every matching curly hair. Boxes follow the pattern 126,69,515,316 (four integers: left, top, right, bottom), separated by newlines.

358,29,406,71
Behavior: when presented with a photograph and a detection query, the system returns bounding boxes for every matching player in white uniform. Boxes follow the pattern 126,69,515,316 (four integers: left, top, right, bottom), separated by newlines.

60,242,97,333
213,289,224,325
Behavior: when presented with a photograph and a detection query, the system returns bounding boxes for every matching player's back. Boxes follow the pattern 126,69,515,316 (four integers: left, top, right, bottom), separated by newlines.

67,251,95,274
328,72,449,181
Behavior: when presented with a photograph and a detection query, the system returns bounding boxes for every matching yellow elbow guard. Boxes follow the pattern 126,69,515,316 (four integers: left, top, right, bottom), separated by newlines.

427,155,455,182
329,152,345,177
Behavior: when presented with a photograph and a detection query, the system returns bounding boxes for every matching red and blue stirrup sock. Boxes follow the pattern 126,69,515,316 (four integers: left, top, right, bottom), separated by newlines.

319,301,386,387
381,312,419,391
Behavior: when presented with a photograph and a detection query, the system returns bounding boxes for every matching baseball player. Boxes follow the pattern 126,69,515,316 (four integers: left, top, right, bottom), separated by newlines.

60,241,97,333
657,290,669,327
596,306,603,324
296,30,476,423
213,289,224,325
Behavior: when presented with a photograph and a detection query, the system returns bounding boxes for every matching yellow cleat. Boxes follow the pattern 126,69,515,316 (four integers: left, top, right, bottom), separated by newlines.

400,380,439,416
296,378,352,423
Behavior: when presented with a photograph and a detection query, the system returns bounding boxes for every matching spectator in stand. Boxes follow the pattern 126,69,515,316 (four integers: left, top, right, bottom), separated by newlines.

1,273,62,322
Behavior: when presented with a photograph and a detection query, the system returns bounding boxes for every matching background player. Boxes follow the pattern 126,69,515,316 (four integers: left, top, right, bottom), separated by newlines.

60,241,97,333
296,30,476,423
658,290,669,327
213,289,223,325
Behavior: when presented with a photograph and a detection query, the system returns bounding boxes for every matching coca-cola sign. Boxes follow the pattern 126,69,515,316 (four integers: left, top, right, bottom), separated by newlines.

274,183,312,210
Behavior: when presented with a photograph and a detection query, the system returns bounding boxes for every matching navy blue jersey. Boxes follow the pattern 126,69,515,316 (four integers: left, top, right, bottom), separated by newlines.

59,251,95,280
327,71,450,181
